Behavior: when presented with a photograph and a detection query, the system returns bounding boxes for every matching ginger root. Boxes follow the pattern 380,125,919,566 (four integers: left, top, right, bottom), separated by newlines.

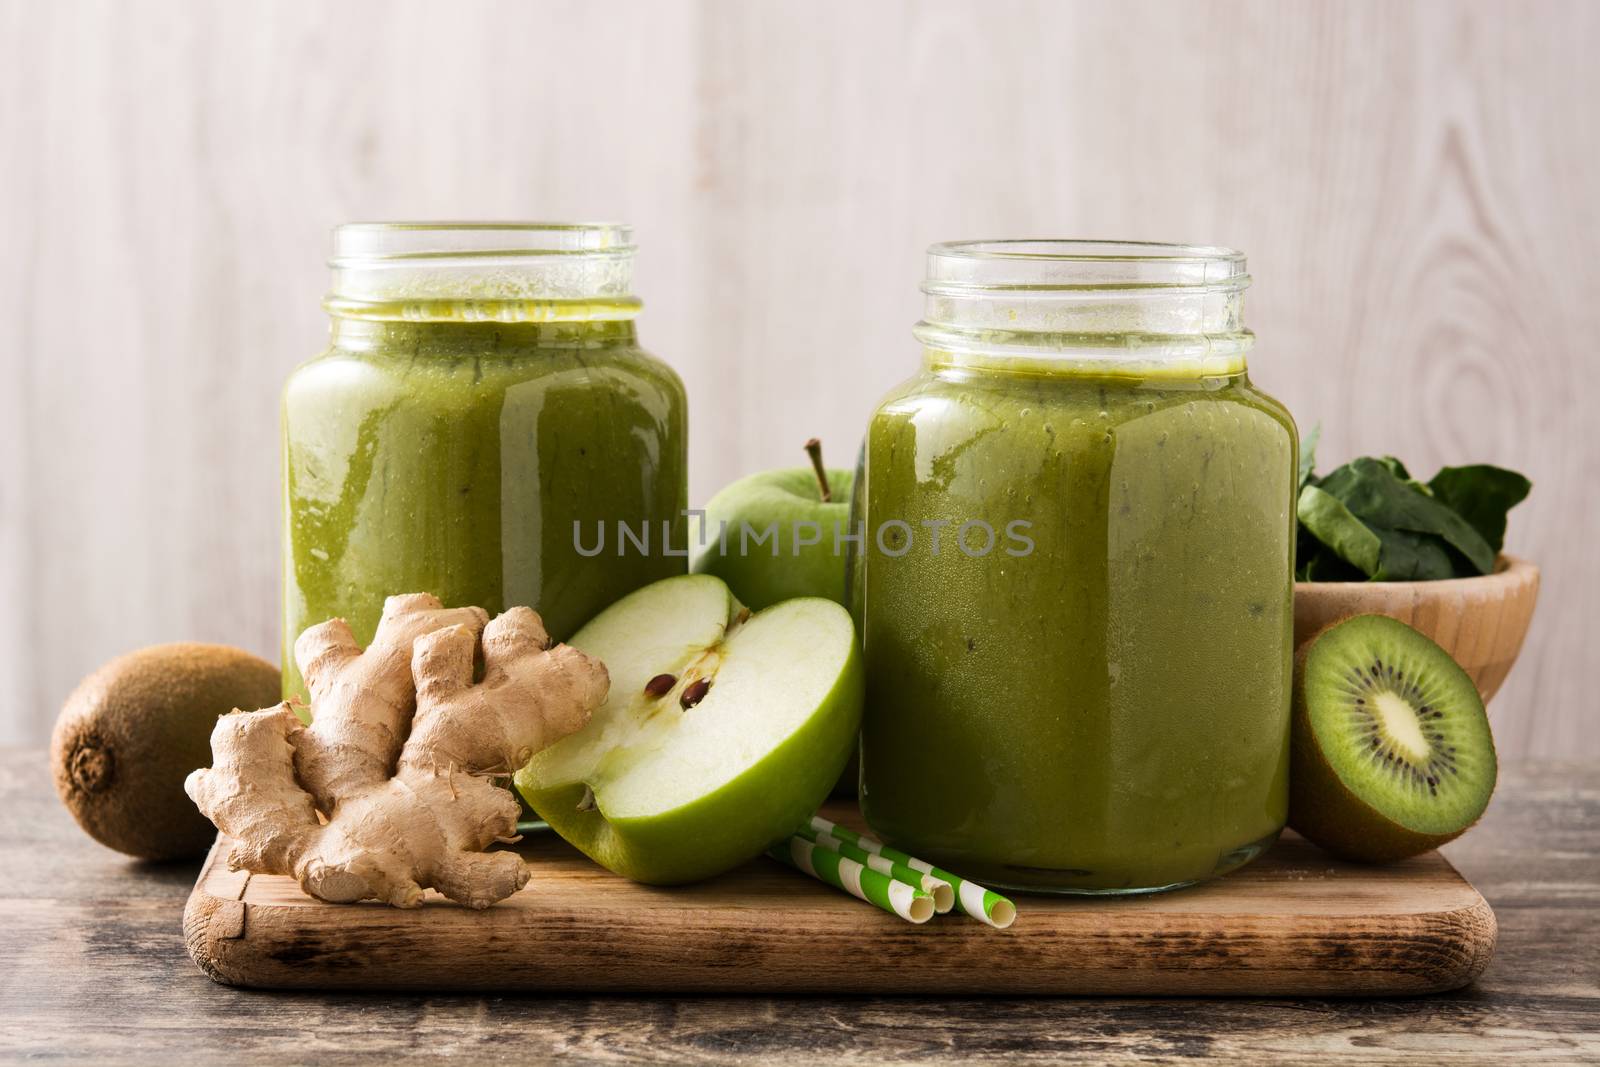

185,593,608,908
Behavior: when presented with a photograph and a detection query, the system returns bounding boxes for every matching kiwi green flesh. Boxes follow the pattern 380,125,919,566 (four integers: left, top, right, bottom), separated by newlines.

1301,614,1496,838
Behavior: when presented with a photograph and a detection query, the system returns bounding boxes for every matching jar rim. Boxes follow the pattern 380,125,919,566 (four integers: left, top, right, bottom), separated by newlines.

925,239,1249,294
326,221,640,319
330,221,635,265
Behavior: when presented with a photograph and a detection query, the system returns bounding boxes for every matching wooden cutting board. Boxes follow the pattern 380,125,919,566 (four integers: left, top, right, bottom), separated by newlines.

184,801,1495,996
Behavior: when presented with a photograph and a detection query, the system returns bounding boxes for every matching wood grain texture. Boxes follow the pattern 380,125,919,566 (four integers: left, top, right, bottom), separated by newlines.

2,0,1598,761
1296,555,1540,701
2,749,1597,1062
180,801,1495,997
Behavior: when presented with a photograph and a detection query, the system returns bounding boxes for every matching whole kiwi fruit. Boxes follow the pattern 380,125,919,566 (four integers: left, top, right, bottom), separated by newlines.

1290,614,1497,863
51,643,281,860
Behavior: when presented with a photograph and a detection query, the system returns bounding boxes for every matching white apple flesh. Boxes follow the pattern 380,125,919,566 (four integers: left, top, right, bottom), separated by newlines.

515,574,863,884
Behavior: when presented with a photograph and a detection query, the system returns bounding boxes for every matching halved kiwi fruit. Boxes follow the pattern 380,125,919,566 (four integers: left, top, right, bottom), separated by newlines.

1290,614,1496,862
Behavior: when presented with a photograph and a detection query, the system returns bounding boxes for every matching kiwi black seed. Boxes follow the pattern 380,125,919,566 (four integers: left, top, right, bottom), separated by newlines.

1289,614,1497,863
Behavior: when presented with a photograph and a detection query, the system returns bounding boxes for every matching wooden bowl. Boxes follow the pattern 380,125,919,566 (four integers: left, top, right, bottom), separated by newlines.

1294,555,1539,703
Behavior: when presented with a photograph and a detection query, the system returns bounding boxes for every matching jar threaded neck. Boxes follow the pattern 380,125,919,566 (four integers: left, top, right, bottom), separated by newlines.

326,222,639,323
917,239,1251,369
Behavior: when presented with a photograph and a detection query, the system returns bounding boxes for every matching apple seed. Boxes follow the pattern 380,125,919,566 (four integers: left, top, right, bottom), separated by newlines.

644,673,677,698
680,678,712,709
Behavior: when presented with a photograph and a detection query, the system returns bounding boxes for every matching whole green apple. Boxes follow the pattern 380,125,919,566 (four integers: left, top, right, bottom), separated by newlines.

514,574,863,884
693,439,854,610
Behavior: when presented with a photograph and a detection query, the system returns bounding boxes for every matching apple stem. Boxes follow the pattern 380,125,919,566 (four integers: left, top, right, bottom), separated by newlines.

804,437,833,503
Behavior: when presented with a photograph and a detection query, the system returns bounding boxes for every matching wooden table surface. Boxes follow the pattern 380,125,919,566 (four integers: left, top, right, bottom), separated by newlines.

1,748,1595,1064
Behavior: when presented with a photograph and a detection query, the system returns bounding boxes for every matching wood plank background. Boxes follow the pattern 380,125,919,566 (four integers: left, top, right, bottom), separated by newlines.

1,0,1595,757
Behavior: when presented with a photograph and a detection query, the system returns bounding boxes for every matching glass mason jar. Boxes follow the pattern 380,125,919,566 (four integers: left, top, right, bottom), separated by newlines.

281,222,688,700
855,240,1297,894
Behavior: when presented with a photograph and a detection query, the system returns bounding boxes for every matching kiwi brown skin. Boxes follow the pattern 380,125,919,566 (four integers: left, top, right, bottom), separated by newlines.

50,643,281,860
1288,616,1496,863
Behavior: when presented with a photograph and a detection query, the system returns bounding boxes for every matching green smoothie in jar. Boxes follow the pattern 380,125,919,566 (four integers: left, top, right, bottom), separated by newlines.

282,223,687,701
856,241,1296,894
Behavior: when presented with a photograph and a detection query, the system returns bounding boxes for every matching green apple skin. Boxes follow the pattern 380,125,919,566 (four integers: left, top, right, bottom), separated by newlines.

693,467,854,610
516,578,863,885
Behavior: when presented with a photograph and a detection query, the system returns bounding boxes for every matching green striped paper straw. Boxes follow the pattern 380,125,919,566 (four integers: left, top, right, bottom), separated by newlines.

810,816,1017,929
767,837,935,924
798,824,955,913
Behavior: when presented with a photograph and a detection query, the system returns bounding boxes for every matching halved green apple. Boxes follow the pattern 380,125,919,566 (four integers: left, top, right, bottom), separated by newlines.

514,574,862,884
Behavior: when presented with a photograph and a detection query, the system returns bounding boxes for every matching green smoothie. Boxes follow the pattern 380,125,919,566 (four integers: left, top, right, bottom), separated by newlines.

282,312,687,701
858,349,1296,893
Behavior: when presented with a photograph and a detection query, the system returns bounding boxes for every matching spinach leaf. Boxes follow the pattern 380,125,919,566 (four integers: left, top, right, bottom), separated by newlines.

1427,464,1532,554
1316,457,1496,575
1297,484,1381,577
1377,456,1431,494
1298,548,1367,581
1298,423,1321,494
1368,527,1459,581
1377,455,1411,481
1292,439,1530,582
